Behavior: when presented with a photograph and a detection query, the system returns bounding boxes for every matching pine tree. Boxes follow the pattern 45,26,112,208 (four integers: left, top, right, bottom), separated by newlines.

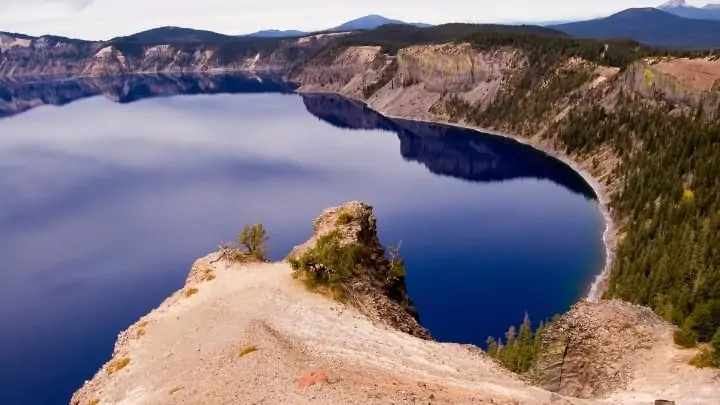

486,337,499,358
711,328,720,366
238,223,269,261
517,313,534,372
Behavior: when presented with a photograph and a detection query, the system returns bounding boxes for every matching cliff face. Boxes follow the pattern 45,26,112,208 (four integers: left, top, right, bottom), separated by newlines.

530,300,669,398
295,43,519,120
0,33,332,77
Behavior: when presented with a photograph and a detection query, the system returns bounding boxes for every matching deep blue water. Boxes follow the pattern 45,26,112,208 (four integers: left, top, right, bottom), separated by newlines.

0,74,604,405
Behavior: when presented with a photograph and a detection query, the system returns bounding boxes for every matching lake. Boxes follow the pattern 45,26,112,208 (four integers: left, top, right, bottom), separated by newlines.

0,74,605,405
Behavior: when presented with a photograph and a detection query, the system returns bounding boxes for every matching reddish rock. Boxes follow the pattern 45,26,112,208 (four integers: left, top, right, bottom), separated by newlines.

298,371,329,388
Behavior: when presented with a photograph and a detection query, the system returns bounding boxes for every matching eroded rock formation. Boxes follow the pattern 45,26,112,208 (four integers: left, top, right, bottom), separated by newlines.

288,201,430,340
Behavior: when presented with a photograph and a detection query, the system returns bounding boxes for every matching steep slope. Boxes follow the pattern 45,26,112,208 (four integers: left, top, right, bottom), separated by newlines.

550,8,720,48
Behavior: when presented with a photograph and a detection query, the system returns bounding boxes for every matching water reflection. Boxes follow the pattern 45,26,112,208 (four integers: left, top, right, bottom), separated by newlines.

0,73,294,118
301,93,595,198
1,74,594,198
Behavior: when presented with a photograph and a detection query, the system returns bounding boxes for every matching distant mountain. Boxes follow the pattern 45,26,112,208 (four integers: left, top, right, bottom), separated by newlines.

658,0,720,20
112,26,234,44
330,15,431,31
241,15,431,38
245,29,307,38
550,8,720,48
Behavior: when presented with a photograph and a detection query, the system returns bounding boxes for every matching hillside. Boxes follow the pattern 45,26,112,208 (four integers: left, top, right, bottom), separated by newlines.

550,8,720,48
110,26,235,44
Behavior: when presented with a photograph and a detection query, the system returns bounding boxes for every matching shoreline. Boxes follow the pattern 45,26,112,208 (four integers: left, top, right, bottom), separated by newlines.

296,88,616,302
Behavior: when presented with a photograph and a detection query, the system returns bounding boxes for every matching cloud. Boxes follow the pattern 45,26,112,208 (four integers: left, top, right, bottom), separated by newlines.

0,0,94,11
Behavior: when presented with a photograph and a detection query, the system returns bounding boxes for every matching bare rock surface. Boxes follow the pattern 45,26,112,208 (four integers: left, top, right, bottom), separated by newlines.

531,300,668,398
531,299,720,404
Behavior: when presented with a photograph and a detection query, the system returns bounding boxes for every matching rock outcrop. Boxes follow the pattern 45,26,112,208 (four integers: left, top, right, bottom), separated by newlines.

530,300,670,398
288,201,430,340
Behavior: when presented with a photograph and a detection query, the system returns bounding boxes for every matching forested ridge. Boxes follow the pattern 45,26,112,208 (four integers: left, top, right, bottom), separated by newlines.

556,100,720,352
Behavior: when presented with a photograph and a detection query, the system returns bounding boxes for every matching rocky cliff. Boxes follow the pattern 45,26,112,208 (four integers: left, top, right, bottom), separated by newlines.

0,32,336,77
287,201,430,340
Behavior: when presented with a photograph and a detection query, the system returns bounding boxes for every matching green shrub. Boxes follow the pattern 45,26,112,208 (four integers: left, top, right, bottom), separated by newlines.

336,210,354,225
674,328,699,348
711,328,720,366
288,231,368,294
237,223,269,261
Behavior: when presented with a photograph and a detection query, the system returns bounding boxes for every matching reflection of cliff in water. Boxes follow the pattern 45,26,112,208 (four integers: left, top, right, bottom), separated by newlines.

301,93,596,199
0,73,293,119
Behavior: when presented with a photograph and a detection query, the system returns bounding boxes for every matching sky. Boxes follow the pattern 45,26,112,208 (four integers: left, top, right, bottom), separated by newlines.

0,0,706,40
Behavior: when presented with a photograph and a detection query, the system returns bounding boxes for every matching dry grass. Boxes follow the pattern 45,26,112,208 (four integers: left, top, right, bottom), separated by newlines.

131,320,149,340
88,400,100,405
689,345,715,368
238,345,258,358
168,386,183,395
184,288,199,298
200,267,216,282
218,242,255,264
106,357,130,375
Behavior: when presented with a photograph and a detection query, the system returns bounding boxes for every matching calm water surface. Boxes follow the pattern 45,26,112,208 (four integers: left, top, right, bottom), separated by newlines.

0,75,604,405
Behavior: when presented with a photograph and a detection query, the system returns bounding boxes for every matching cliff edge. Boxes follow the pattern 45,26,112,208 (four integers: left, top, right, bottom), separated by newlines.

70,202,559,405
71,202,718,405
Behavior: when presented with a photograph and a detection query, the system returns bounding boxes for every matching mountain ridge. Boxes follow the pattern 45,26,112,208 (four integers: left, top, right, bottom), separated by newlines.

550,7,720,48
658,0,720,20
